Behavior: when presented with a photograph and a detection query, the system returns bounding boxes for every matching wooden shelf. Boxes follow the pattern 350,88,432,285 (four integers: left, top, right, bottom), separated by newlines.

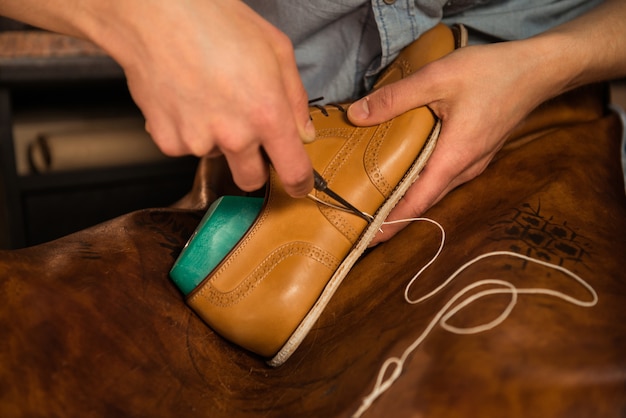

0,30,123,83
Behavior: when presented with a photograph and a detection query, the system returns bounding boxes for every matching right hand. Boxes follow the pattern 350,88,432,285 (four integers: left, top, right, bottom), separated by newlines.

100,0,315,196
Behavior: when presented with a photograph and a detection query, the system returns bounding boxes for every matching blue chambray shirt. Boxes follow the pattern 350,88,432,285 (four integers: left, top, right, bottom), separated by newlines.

244,0,603,102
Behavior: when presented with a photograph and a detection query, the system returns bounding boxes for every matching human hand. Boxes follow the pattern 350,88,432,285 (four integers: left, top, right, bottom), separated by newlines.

348,40,561,245
101,0,315,197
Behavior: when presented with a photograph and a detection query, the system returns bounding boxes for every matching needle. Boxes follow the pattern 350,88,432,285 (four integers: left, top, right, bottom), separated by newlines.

312,170,372,223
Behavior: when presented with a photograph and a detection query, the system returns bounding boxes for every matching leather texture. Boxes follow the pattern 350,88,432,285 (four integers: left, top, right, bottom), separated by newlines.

186,23,457,364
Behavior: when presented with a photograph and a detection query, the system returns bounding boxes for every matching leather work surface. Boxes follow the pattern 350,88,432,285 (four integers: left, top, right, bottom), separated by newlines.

1,83,625,417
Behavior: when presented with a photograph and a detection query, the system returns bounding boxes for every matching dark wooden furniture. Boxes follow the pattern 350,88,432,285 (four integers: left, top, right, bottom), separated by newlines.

0,29,198,249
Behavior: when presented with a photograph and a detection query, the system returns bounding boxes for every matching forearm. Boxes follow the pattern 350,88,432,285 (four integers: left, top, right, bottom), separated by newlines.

523,0,626,98
0,0,96,38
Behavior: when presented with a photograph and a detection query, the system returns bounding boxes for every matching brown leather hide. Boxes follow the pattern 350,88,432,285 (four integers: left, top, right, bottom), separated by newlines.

1,84,625,417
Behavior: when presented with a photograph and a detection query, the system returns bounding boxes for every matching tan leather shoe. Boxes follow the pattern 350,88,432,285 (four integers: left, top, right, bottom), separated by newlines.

182,23,463,366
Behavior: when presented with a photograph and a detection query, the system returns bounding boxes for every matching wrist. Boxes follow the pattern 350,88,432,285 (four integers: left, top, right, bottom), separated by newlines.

73,2,143,66
505,33,586,110
525,31,589,94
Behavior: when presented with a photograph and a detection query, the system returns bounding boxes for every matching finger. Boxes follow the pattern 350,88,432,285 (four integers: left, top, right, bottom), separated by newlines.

347,73,434,127
240,23,314,197
261,105,314,197
269,30,315,195
145,115,190,156
218,82,312,197
222,142,270,193
255,15,316,145
274,39,316,144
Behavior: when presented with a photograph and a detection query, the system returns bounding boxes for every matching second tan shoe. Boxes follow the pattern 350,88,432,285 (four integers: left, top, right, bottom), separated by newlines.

175,23,464,366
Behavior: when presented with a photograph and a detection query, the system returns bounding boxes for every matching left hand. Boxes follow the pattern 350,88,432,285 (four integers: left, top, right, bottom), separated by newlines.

348,40,560,245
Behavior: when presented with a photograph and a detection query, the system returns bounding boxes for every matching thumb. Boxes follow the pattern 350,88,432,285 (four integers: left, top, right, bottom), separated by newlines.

347,77,428,126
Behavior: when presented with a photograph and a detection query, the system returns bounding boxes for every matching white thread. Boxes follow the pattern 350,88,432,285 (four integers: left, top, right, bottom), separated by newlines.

307,193,375,221
352,218,598,418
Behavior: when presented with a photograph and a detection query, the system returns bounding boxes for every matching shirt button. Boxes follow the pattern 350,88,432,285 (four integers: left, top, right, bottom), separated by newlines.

383,0,396,4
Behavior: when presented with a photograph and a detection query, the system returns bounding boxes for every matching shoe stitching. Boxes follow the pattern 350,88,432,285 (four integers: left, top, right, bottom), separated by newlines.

401,59,414,76
312,106,367,238
207,192,270,276
186,187,273,300
373,59,413,89
314,128,354,140
313,104,397,227
317,118,371,242
313,106,399,241
393,59,413,79
193,241,340,307
321,208,361,243
364,122,394,196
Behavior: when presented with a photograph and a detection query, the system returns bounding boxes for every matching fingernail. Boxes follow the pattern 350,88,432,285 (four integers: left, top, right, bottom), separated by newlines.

302,119,316,144
351,97,370,120
348,97,370,120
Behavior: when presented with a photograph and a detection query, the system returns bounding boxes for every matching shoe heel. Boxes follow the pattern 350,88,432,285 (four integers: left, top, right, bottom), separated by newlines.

170,196,263,295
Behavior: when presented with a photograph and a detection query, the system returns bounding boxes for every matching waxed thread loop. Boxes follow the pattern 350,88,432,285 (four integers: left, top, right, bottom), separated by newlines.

352,217,598,417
